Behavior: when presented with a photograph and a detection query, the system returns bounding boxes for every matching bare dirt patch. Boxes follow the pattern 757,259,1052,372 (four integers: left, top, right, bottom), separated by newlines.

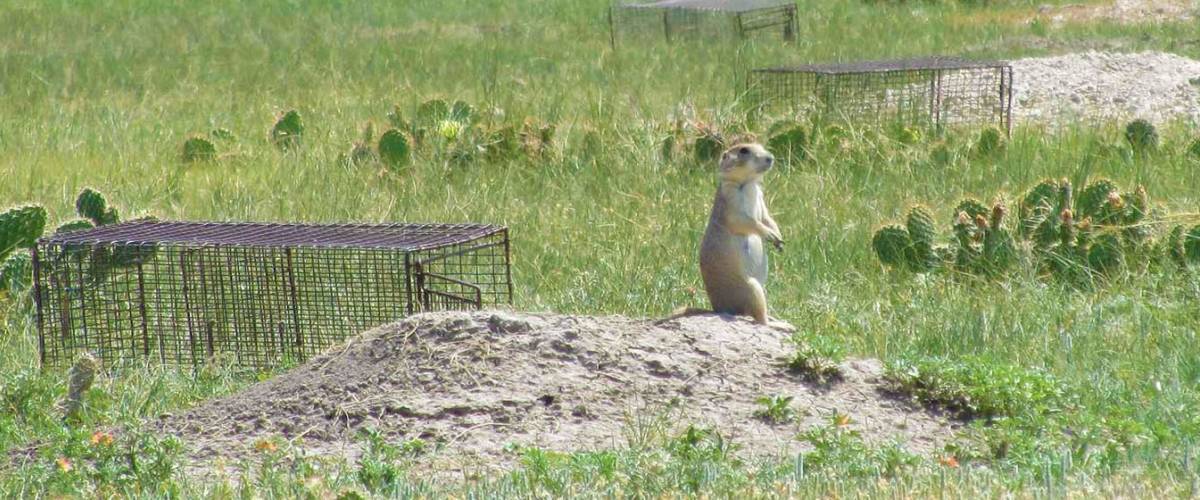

156,311,958,474
1012,50,1200,125
1033,0,1195,26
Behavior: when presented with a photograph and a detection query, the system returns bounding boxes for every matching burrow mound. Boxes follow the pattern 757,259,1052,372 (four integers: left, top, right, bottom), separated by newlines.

158,311,958,472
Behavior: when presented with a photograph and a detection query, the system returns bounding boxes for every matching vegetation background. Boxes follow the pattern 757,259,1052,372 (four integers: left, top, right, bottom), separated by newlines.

1,0,1199,496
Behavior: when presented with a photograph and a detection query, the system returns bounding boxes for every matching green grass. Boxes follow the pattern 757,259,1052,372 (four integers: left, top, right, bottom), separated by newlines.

3,0,1200,496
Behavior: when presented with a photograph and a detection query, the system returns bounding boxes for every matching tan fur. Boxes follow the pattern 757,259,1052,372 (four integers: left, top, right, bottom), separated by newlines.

698,143,781,325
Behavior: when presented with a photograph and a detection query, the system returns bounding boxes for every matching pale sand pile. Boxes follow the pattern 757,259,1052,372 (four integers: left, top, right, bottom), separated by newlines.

156,311,958,473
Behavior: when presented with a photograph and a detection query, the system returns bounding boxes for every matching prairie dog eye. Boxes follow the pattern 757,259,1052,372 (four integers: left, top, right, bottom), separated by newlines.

738,147,750,156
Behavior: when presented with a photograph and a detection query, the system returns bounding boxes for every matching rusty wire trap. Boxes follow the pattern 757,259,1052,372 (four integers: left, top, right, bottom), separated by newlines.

33,220,512,370
609,0,798,46
746,57,1014,133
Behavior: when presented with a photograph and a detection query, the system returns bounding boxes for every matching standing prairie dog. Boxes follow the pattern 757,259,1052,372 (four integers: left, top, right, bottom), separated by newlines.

698,143,783,325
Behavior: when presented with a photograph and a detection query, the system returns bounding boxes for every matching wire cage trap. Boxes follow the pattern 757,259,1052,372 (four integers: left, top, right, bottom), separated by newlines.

33,221,512,370
609,0,797,46
746,57,1013,133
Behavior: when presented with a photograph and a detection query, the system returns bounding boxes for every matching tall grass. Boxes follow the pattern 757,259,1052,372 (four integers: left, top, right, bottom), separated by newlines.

2,0,1199,496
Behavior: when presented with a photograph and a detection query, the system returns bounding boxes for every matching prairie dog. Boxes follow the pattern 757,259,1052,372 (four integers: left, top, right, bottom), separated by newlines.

698,143,782,325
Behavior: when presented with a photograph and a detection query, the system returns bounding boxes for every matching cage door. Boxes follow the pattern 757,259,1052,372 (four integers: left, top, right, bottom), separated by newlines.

412,266,482,312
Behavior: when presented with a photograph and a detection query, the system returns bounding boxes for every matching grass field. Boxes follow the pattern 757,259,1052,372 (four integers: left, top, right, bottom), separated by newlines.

3,0,1200,496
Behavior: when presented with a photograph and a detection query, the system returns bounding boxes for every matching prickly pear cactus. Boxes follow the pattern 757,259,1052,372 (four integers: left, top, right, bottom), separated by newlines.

449,100,475,124
1075,178,1118,221
1019,179,1059,238
954,199,989,224
1124,119,1158,152
767,121,807,163
1186,225,1200,264
952,211,979,271
1087,233,1124,273
872,225,912,268
181,135,217,163
63,352,98,424
377,129,411,169
972,127,1005,157
485,125,520,161
110,243,158,268
417,99,450,125
905,206,937,271
270,110,304,151
55,219,94,235
75,188,119,226
1166,225,1187,266
0,205,47,262
0,251,32,292
0,205,47,248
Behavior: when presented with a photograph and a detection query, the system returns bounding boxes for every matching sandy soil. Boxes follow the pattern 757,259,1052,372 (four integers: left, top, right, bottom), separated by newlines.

155,311,960,474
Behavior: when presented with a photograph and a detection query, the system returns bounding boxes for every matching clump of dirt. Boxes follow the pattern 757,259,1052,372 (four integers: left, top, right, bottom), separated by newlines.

158,311,958,473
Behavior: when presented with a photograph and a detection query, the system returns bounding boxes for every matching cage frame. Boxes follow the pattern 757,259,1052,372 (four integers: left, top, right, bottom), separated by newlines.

609,0,798,47
746,57,1014,134
32,220,513,370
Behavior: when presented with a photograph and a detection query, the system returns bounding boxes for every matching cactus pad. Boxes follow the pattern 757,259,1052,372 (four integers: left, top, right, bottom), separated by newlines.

1087,233,1124,273
55,219,95,235
485,126,521,160
75,188,119,226
377,129,411,168
416,99,450,124
872,225,912,268
954,199,989,224
0,205,47,262
449,100,476,124
0,251,32,292
1186,225,1200,264
973,127,1005,157
270,110,304,151
1124,119,1158,152
767,122,807,163
1075,178,1118,220
905,206,937,269
181,136,217,163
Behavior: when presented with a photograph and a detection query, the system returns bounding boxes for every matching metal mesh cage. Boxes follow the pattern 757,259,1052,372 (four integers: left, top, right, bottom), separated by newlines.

609,0,797,46
33,221,512,370
746,57,1013,133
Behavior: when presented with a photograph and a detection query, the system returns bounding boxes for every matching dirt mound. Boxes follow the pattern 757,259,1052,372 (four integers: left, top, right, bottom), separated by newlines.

1012,51,1200,125
158,311,958,472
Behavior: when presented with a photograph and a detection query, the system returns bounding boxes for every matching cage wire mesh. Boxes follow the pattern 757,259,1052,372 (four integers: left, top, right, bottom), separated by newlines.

609,0,797,46
34,221,512,370
746,58,1013,133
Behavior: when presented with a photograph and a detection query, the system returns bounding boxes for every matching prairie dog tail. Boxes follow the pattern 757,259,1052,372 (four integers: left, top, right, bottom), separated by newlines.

654,306,712,325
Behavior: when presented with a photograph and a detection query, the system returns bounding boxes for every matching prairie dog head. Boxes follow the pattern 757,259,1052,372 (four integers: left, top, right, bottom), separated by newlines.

718,143,774,184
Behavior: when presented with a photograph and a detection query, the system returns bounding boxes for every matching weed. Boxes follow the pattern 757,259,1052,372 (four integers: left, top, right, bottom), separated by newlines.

754,394,799,424
883,356,1069,421
786,332,845,383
